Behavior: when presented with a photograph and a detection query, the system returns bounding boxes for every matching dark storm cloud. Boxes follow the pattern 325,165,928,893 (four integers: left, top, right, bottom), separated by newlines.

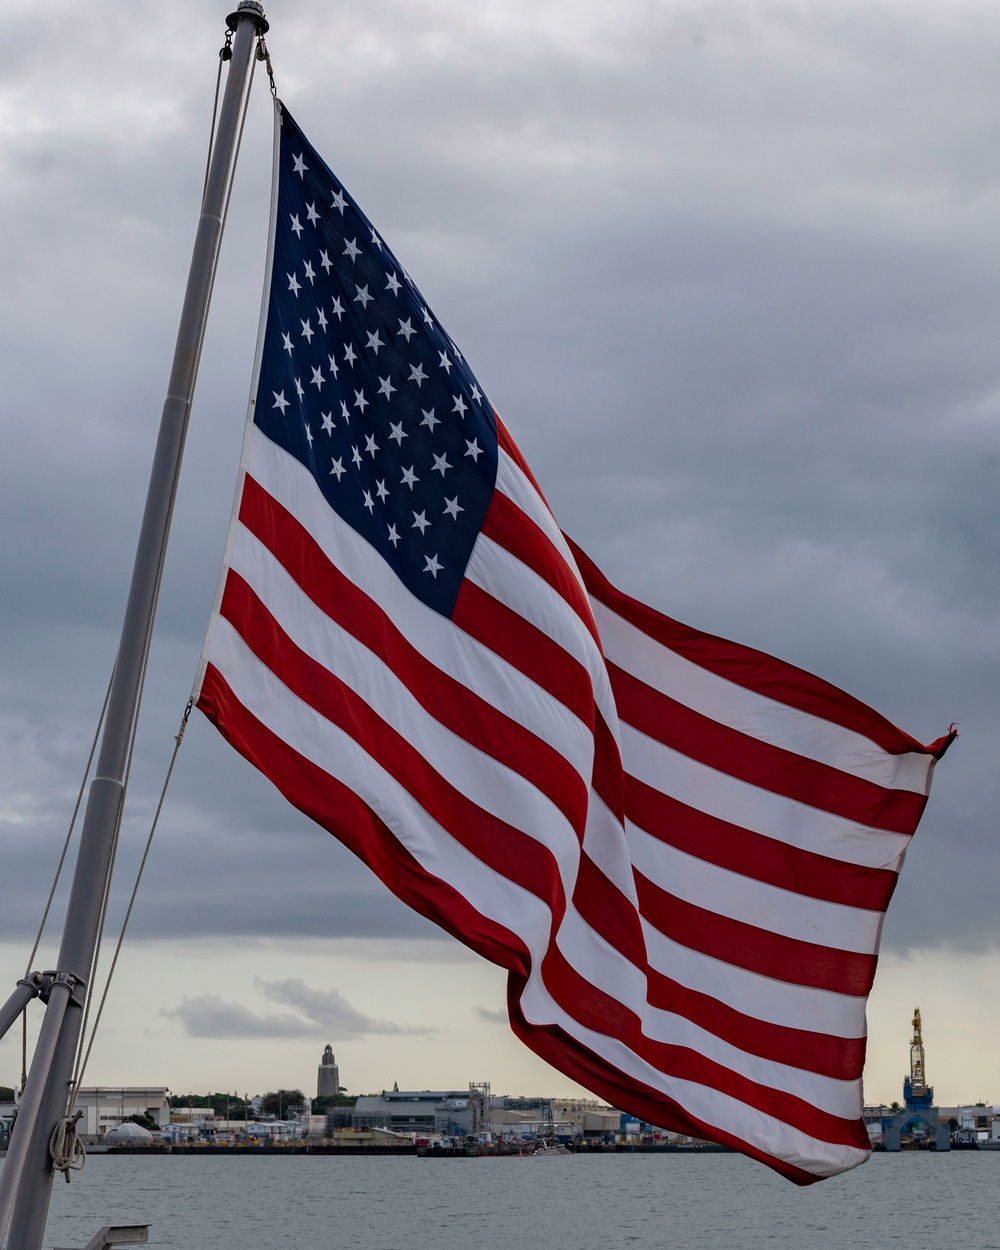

0,0,996,963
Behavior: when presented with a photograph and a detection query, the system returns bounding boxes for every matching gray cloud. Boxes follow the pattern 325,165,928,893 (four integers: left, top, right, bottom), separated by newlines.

0,0,996,970
162,976,434,1039
474,1006,508,1026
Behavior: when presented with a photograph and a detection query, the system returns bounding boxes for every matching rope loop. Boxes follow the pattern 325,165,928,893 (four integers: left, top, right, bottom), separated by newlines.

50,1111,86,1183
257,35,277,96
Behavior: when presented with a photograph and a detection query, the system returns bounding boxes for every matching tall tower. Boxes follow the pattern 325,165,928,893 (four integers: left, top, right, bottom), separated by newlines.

317,1044,340,1099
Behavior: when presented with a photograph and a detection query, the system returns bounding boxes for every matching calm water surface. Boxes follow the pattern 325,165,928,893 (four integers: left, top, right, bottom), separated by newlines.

28,1151,1000,1249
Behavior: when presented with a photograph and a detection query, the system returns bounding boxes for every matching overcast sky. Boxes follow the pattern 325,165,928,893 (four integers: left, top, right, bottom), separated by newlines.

0,0,997,1111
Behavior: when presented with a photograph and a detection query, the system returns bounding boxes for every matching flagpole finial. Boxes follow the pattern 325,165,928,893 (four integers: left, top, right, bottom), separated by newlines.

227,1,268,35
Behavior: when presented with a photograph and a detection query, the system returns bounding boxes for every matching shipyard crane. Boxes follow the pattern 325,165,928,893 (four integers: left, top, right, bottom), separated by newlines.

909,1008,927,1099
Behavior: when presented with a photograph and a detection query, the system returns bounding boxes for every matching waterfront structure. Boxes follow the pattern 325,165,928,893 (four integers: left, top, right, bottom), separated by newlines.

73,1087,171,1141
884,1009,950,1151
317,1044,340,1100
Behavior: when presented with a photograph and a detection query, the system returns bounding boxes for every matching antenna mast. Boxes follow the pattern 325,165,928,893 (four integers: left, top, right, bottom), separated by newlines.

0,6,268,1247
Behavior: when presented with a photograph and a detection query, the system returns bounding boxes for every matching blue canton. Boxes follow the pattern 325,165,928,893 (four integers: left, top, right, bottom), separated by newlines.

254,108,499,617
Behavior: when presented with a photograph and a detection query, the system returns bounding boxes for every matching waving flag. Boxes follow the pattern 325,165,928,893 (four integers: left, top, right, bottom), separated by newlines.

196,103,951,1183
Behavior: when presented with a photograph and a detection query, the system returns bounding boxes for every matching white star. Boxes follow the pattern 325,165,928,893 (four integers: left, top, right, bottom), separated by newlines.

290,213,303,237
310,366,324,390
366,330,384,353
452,394,468,416
292,153,309,178
272,391,289,414
327,353,339,379
321,412,335,434
281,332,294,355
287,273,301,296
438,351,452,373
306,202,321,225
387,523,401,547
353,389,368,412
397,318,416,342
432,453,451,476
370,228,383,251
300,319,314,343
364,434,379,457
303,260,316,284
452,344,464,362
343,343,357,366
408,363,427,387
385,271,401,295
465,438,483,462
319,249,333,274
443,496,463,520
331,296,344,320
343,238,361,261
363,489,375,513
340,400,351,421
389,421,407,445
420,408,440,432
330,457,345,480
471,383,483,403
424,553,443,578
294,377,305,399
351,445,362,467
378,374,396,399
422,307,434,327
331,189,347,213
317,308,328,331
354,284,373,309
304,423,314,447
412,510,430,534
376,479,389,502
401,466,419,489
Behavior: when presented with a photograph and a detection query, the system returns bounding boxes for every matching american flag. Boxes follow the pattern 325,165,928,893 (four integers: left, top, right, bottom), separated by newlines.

196,105,951,1182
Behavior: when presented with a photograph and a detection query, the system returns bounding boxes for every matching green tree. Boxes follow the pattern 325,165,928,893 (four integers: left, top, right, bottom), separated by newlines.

312,1093,356,1113
261,1089,307,1118
0,1087,15,1102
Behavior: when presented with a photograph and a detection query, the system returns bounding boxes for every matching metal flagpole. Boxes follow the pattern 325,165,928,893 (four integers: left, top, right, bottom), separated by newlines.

2,5,268,1247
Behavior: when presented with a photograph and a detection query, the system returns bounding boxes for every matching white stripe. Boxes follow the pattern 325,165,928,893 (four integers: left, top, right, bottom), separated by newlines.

621,722,910,872
496,449,580,575
242,429,595,775
641,920,867,1040
582,789,640,908
466,532,620,737
627,823,882,955
593,599,933,797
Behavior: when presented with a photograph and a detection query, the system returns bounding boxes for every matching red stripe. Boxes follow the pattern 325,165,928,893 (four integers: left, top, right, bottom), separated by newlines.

570,536,938,759
538,944,869,1151
216,572,573,921
611,663,925,835
451,578,595,728
634,871,877,997
238,478,588,835
481,488,599,645
626,774,899,912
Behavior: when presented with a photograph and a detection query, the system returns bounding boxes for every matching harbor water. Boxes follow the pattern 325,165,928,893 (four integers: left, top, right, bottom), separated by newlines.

24,1150,1000,1249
